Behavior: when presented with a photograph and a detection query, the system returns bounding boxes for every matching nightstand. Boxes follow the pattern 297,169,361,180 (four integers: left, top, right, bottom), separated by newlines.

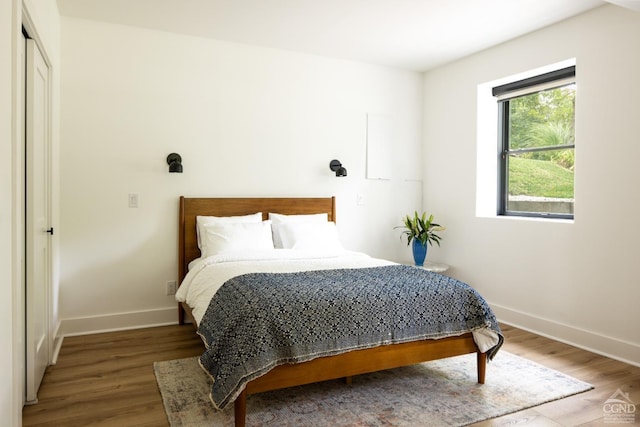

411,260,450,273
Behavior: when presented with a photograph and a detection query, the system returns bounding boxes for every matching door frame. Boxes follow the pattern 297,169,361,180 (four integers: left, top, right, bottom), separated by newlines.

24,34,52,404
20,8,55,405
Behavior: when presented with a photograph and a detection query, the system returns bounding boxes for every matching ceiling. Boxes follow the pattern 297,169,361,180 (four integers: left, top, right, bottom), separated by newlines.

56,0,617,71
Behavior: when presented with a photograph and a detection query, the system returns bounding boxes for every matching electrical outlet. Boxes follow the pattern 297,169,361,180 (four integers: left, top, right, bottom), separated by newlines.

166,280,177,296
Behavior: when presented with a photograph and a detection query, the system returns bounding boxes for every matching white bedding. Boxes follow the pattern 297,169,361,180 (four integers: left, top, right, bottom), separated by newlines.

176,249,395,325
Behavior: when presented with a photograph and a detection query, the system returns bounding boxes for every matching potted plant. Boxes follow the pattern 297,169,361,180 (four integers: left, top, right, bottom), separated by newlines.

397,211,445,266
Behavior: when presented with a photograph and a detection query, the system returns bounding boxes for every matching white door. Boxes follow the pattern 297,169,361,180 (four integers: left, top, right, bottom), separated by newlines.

25,37,51,404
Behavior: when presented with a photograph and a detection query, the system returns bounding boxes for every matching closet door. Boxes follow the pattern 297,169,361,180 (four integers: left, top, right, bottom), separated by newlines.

25,37,51,403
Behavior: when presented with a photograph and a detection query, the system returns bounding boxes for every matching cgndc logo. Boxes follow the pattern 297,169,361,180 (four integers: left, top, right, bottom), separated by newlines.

603,389,636,424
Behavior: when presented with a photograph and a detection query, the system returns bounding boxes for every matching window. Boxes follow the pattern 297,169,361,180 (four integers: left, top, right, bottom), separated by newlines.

493,66,575,219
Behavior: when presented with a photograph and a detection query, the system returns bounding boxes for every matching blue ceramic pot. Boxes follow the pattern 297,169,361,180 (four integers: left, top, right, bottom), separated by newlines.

412,239,427,266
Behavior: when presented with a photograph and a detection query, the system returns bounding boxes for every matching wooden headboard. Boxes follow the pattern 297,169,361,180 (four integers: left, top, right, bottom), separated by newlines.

178,196,336,284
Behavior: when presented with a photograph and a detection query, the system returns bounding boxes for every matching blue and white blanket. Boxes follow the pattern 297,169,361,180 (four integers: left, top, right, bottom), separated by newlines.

195,262,503,410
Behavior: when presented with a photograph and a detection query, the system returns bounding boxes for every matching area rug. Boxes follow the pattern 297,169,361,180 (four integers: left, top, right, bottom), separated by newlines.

153,351,592,427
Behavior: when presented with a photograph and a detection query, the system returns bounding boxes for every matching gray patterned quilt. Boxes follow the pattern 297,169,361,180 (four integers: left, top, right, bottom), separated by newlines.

197,264,503,409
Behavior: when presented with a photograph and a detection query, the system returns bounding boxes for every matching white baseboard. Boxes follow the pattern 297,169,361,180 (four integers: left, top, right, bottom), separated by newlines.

491,302,640,367
57,303,640,368
59,307,179,337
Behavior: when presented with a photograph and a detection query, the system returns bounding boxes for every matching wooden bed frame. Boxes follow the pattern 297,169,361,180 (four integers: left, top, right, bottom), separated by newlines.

177,196,486,427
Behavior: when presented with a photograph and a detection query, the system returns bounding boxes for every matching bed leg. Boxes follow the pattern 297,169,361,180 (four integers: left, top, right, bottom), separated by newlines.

178,304,185,325
477,352,487,384
234,389,247,427
344,376,353,385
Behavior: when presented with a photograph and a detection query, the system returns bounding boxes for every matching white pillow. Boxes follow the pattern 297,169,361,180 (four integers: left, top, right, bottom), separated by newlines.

269,212,329,249
200,221,274,258
277,221,343,251
196,212,262,250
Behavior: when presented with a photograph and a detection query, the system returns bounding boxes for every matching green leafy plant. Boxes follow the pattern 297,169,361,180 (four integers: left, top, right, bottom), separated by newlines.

397,211,445,247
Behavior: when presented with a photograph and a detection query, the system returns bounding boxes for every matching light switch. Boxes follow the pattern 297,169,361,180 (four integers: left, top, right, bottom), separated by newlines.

128,193,139,208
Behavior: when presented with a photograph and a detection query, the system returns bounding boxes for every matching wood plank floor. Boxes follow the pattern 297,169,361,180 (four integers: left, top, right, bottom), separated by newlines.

22,323,639,426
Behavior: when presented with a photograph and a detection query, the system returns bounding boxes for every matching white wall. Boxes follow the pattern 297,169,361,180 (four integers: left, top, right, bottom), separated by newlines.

423,4,640,365
1,0,18,422
59,18,424,334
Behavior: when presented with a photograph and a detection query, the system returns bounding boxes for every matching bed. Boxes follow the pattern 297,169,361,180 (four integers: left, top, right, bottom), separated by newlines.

176,196,503,427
